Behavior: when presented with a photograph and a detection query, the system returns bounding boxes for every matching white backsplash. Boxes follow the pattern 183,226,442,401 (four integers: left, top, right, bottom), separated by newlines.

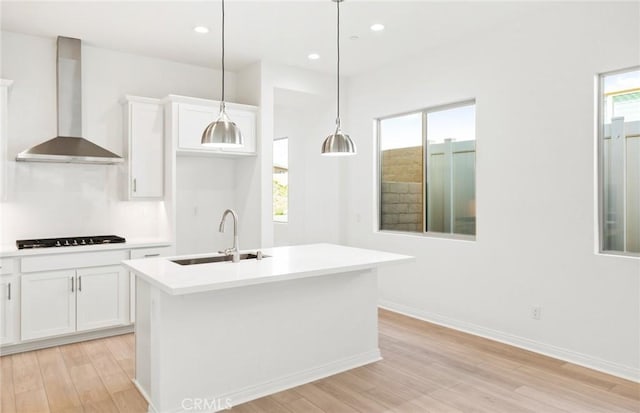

0,161,168,246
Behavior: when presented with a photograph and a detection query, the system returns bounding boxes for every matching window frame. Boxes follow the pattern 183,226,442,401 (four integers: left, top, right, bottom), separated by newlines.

597,66,640,258
273,136,289,224
376,99,477,241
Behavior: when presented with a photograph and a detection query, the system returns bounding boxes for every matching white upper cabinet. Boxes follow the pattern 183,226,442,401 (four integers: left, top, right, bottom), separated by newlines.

123,96,164,199
168,95,257,157
224,106,257,155
176,103,216,151
0,80,13,201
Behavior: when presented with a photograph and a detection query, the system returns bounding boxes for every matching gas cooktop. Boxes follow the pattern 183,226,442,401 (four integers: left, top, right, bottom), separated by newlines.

16,235,126,249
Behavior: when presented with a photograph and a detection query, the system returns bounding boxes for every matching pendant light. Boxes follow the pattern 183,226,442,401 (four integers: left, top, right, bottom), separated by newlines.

202,0,243,147
321,0,356,156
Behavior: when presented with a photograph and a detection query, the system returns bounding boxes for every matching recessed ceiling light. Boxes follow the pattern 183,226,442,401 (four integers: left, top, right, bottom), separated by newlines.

308,53,320,60
370,23,385,32
194,26,209,34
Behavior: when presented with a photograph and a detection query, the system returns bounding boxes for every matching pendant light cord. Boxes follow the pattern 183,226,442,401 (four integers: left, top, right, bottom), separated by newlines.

336,0,341,129
221,0,225,104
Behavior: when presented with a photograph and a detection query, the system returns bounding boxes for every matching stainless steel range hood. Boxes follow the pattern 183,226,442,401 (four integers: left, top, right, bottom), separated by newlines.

16,37,123,164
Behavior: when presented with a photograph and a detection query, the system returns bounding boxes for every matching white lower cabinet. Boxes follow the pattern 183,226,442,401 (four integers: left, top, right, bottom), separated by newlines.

0,275,18,345
21,270,76,341
129,246,171,323
76,266,128,332
21,266,129,341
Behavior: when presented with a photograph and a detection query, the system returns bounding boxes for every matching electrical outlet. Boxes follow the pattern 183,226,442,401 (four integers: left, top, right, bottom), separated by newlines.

531,305,542,320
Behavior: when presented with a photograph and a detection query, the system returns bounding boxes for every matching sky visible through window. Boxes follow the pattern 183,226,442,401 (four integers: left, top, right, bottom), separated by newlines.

604,69,640,123
379,104,476,150
604,70,640,94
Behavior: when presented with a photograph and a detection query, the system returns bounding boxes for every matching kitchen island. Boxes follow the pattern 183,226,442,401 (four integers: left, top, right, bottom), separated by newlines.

123,243,412,413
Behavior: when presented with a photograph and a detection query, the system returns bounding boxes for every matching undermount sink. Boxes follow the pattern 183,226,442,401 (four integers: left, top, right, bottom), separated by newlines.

171,253,269,266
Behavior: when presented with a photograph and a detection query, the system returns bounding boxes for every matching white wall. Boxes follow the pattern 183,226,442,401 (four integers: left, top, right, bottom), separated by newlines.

1,31,234,246
234,62,263,250
273,89,340,246
175,156,237,255
256,62,347,248
344,2,640,380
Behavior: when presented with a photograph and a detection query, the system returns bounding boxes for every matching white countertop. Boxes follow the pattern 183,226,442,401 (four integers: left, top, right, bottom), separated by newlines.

123,243,413,295
0,239,173,258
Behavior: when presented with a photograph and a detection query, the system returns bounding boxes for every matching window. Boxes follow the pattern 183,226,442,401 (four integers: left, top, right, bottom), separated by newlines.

599,68,640,255
378,101,476,237
273,137,289,223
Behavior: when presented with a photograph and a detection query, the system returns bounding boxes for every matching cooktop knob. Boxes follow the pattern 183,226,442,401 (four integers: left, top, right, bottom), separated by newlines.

64,240,70,246
72,240,78,246
55,241,61,247
81,239,86,245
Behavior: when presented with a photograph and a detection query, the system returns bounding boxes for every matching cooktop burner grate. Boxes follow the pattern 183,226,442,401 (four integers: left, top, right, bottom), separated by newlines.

16,235,126,249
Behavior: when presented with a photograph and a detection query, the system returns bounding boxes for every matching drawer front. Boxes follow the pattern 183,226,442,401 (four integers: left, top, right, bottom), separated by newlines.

21,250,129,273
0,258,14,275
130,246,171,259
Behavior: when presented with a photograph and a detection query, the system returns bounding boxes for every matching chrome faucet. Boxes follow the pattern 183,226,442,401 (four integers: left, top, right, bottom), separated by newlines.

218,209,240,263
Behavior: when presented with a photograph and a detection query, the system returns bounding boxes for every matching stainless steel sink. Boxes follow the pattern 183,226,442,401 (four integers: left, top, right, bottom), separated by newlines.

171,253,269,266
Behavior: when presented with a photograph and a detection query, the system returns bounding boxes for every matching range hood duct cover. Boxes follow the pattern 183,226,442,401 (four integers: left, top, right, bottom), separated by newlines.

16,36,123,164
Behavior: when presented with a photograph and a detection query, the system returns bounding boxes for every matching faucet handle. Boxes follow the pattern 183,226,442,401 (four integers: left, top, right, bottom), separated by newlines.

219,249,233,256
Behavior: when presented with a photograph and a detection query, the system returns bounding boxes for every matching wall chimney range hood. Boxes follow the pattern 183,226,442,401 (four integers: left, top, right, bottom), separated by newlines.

16,37,123,164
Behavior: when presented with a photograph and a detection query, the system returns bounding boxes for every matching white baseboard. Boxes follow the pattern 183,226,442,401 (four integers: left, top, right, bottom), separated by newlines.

379,300,640,383
132,379,158,413
135,349,382,413
222,350,382,409
0,325,135,356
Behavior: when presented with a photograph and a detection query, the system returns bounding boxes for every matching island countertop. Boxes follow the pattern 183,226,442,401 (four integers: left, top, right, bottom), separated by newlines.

122,243,413,295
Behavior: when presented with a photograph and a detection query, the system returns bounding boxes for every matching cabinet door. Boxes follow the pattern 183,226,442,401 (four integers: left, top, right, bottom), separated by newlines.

177,102,256,155
129,101,164,198
0,80,13,201
21,270,76,341
0,275,17,345
221,107,256,155
177,103,220,152
76,265,129,332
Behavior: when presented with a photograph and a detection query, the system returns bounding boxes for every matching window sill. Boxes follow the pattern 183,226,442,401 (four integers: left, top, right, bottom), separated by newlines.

376,229,476,242
597,250,640,260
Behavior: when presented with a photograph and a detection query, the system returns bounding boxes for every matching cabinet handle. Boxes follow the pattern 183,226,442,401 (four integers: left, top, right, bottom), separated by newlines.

144,254,160,258
133,178,137,193
7,282,11,301
79,276,82,292
71,277,74,293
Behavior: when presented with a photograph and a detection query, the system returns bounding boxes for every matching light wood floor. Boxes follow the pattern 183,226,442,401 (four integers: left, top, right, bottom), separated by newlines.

1,309,638,413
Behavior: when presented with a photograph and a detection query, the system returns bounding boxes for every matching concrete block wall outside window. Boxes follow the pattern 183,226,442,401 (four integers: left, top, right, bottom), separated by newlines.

377,101,476,238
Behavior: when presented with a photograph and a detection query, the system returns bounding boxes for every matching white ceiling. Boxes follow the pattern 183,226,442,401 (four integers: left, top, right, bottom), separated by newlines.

1,1,544,76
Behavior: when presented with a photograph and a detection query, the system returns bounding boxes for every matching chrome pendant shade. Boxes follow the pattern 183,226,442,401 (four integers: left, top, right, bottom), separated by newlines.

321,0,356,156
202,0,243,147
322,125,355,156
202,103,243,147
